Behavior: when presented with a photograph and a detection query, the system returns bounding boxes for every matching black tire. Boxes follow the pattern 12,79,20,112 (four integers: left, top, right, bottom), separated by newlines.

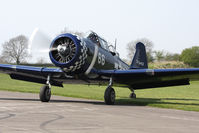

104,87,115,105
40,85,51,102
130,93,136,99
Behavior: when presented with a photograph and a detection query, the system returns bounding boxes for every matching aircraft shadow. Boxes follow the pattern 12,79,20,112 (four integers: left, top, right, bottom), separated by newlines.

0,97,199,107
0,98,104,105
116,98,199,106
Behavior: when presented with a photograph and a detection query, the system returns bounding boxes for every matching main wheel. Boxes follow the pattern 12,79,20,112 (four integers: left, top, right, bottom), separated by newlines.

40,85,51,102
130,93,136,99
104,86,115,105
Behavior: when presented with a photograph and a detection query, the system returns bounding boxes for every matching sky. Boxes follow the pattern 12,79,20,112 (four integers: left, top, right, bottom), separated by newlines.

0,0,199,60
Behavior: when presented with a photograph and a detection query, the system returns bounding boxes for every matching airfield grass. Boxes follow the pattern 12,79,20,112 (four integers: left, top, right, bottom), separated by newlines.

0,73,199,111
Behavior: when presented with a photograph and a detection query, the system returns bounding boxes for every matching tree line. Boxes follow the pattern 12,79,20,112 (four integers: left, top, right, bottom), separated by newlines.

0,29,199,68
127,38,199,67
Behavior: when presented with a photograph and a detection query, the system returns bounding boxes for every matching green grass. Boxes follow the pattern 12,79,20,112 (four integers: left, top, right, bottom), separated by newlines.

0,73,199,111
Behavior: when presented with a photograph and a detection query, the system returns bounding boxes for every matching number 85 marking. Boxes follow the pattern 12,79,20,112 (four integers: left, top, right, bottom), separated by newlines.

98,52,105,66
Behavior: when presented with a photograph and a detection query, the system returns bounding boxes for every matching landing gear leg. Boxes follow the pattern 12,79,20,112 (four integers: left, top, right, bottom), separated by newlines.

129,89,136,99
104,78,115,105
40,75,51,102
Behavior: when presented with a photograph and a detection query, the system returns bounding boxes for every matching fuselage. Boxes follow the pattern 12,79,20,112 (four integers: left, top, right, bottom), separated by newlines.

82,37,129,75
48,31,129,84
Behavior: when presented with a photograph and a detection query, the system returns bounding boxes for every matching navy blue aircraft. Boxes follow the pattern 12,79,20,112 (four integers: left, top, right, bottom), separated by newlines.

1,31,199,105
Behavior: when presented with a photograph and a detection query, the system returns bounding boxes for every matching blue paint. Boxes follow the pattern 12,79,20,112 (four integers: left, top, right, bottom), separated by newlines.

49,33,81,68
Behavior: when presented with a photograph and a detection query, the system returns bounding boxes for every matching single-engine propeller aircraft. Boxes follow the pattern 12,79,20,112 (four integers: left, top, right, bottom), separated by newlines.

1,30,199,105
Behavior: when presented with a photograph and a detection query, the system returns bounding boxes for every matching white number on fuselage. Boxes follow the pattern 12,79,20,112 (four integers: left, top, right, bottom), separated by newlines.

98,52,105,66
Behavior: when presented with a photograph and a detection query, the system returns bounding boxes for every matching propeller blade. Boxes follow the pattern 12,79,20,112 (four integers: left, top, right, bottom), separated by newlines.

28,28,52,63
49,47,58,52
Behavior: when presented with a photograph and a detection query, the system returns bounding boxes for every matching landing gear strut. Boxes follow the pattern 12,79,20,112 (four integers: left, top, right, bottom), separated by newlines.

129,89,136,99
129,92,136,99
40,75,51,102
104,77,115,105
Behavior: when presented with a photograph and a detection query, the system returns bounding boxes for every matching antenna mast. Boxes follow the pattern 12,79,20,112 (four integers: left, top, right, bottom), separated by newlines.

114,38,117,51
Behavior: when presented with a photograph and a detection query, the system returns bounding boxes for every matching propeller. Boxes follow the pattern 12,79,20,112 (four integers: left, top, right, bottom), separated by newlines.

28,28,78,66
28,28,52,63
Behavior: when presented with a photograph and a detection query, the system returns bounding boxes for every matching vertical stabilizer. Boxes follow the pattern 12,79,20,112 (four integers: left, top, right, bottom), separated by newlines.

130,42,148,69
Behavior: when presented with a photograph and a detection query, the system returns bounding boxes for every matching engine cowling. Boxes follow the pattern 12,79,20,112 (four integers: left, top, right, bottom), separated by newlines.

49,33,88,73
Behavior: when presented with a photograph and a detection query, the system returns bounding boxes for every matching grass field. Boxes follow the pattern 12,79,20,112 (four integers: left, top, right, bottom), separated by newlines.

0,73,199,111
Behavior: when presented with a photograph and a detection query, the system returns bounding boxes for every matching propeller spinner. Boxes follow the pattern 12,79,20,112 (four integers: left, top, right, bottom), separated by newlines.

50,37,76,63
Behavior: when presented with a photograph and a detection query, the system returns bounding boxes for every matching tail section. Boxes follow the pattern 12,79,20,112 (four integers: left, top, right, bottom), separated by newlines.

130,42,148,69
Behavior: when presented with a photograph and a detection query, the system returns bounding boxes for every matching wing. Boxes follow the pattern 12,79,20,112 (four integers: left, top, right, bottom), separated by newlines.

0,64,70,87
98,68,199,89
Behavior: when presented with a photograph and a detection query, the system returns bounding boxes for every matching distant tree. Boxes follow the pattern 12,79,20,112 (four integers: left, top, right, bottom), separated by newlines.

1,35,30,64
127,38,154,63
154,50,165,61
180,46,199,67
59,27,84,37
165,52,180,61
153,50,180,62
0,55,5,63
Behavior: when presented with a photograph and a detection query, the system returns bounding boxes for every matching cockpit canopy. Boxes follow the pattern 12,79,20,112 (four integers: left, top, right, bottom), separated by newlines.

86,31,119,57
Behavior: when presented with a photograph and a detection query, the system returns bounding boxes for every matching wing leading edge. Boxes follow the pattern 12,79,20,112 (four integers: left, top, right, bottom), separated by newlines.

0,64,65,87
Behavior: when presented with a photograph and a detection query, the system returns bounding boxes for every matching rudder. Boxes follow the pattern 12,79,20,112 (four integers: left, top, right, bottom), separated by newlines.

130,42,148,69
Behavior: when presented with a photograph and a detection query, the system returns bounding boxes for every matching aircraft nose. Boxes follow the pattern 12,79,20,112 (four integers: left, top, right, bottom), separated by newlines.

49,33,88,73
50,34,78,64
